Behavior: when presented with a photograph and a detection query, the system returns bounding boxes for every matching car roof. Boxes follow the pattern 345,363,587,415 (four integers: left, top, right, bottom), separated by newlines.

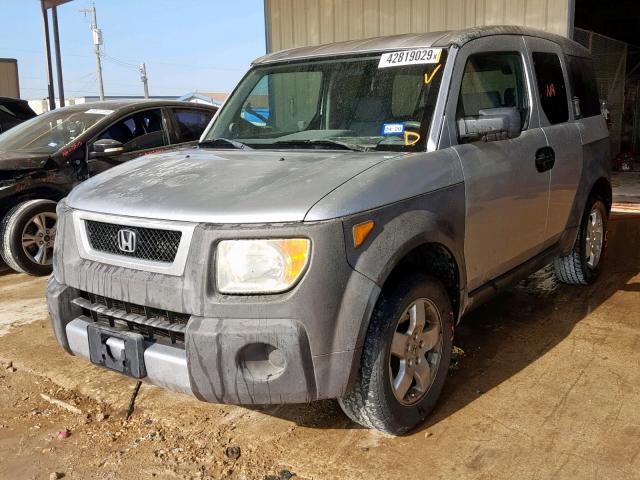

253,25,591,65
0,96,29,105
58,99,218,112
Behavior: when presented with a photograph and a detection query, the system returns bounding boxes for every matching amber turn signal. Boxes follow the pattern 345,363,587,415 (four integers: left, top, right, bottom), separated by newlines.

352,220,375,248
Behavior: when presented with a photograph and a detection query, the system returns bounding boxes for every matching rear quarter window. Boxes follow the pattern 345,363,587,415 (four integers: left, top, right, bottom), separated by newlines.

532,52,569,125
566,55,601,118
173,108,215,142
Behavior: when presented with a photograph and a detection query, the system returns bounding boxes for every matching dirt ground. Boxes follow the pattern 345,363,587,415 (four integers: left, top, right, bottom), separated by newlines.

0,214,639,480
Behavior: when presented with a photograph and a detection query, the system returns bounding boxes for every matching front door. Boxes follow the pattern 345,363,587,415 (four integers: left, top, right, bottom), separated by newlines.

443,36,551,291
88,108,172,176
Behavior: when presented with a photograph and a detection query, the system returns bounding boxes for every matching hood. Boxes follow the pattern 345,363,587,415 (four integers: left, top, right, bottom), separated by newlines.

67,148,395,223
0,150,52,171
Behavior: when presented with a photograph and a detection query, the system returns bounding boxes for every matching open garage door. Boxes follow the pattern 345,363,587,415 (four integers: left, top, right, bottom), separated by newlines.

574,28,627,156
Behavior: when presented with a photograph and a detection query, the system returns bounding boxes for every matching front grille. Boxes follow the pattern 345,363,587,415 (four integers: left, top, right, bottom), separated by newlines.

74,291,190,345
85,220,181,263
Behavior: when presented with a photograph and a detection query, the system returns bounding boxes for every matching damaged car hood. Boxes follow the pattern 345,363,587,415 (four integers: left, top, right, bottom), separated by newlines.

0,150,51,171
67,148,395,223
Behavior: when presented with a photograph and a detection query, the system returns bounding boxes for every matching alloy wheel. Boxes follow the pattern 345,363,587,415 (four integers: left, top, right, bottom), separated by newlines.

585,207,604,269
21,212,57,266
389,298,443,405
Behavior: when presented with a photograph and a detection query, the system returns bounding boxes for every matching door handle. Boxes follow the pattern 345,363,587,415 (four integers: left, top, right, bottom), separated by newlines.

535,146,555,173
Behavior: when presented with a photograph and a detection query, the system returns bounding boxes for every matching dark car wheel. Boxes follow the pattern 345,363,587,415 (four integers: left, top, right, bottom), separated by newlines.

553,195,608,285
339,273,454,435
1,199,58,276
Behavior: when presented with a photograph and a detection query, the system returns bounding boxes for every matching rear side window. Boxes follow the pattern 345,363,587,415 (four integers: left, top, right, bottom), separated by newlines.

566,55,601,118
532,52,569,124
173,109,214,142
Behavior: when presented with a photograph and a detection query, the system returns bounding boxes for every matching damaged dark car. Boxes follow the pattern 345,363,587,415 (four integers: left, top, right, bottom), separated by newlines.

0,100,218,275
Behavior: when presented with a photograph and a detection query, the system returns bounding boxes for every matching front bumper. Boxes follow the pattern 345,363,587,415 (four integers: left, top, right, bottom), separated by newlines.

48,205,380,404
48,278,325,401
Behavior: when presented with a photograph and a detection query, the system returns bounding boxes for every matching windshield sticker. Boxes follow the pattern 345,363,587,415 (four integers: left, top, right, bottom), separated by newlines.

381,123,405,136
47,142,58,147
85,108,114,115
379,48,442,68
424,64,442,84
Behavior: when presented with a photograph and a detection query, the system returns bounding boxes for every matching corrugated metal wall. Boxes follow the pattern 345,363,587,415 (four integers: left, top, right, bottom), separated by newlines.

0,59,20,98
265,0,572,52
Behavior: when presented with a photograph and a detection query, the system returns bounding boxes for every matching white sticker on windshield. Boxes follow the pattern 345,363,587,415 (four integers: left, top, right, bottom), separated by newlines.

85,108,114,115
378,48,442,68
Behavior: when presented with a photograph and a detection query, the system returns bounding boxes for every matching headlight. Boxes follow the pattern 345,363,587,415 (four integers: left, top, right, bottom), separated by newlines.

216,239,311,294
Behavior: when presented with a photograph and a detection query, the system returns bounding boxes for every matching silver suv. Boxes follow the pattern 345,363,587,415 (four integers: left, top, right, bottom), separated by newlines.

48,26,611,434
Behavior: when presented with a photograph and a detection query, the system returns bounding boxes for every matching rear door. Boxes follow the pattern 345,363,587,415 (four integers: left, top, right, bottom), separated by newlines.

443,36,551,291
524,37,584,242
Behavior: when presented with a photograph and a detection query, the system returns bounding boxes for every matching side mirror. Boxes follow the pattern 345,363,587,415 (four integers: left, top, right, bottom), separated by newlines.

90,138,125,159
458,107,522,143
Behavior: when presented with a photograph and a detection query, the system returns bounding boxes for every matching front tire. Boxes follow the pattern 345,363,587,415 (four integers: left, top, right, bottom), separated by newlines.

1,199,58,276
553,196,608,285
339,274,454,435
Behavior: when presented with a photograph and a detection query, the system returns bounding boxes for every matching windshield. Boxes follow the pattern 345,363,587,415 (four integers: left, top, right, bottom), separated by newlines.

204,49,448,152
0,107,113,154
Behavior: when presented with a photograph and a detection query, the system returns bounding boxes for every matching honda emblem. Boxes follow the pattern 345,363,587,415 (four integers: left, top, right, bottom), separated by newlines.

117,229,137,253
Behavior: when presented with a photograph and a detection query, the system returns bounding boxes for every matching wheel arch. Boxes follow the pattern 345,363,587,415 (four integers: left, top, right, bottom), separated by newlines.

589,176,612,212
377,240,463,322
342,236,465,401
0,187,66,220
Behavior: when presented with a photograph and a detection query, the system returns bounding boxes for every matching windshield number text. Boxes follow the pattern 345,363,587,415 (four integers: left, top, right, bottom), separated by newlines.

378,48,442,68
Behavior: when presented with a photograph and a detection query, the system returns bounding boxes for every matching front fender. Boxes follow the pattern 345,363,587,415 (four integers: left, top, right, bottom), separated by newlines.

342,183,466,289
336,184,466,392
340,184,466,355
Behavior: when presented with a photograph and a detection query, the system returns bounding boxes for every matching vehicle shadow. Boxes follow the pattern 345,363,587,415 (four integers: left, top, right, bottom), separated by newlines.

252,215,640,432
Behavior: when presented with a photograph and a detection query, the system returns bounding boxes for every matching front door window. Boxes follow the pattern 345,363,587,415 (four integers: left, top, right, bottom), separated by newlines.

96,109,167,152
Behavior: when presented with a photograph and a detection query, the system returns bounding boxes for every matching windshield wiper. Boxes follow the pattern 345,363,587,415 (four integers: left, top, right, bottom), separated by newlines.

198,138,253,150
271,139,367,152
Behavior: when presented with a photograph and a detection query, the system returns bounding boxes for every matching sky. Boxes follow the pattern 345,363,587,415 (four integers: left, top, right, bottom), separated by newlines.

0,0,266,100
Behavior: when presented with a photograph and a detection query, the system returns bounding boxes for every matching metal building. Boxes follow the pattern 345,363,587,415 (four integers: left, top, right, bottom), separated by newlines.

264,0,575,52
263,0,640,157
0,58,20,98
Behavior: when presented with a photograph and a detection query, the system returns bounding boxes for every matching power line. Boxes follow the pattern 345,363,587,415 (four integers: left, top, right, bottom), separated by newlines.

102,53,138,70
0,47,248,73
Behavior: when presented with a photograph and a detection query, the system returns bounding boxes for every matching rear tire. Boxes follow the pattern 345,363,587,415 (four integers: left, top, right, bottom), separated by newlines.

339,274,454,435
1,199,57,276
553,196,608,285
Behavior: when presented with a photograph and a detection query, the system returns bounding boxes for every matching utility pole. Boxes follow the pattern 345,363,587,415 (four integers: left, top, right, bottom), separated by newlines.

51,6,65,107
40,0,56,111
81,3,104,100
139,63,149,98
